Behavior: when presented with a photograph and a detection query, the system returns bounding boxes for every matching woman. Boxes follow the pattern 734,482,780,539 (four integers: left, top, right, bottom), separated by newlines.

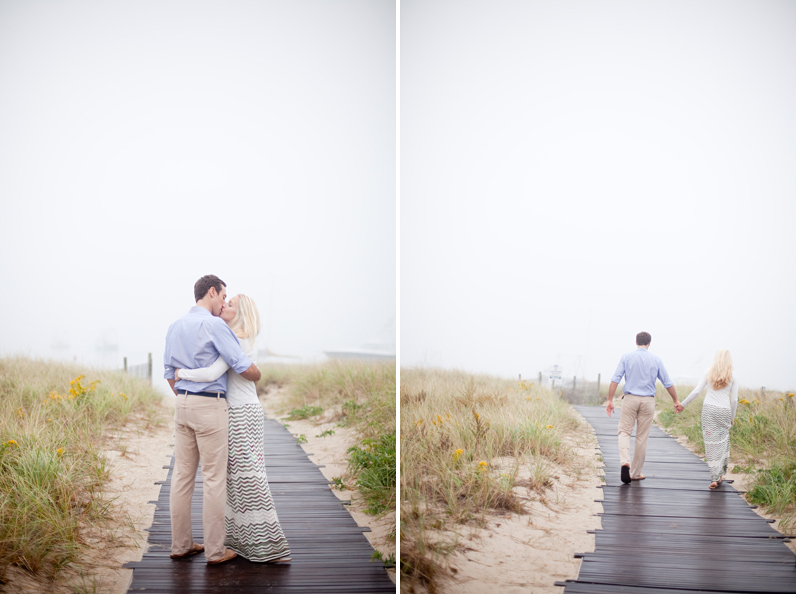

175,294,291,562
680,349,739,490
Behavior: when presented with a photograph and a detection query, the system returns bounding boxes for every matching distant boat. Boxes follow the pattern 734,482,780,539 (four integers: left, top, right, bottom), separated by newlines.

95,329,119,352
324,341,395,362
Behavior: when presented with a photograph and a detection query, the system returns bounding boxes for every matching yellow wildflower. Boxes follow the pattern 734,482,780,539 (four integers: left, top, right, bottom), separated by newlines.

56,448,64,457
788,393,794,398
478,461,488,469
453,449,463,462
415,419,423,427
6,440,17,447
437,414,443,425
545,425,553,429
16,407,25,417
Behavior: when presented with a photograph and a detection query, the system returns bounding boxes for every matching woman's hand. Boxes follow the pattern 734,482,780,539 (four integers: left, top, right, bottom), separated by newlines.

175,368,181,380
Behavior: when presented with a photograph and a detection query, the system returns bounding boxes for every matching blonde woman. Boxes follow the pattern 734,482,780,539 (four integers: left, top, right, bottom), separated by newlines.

175,294,291,563
680,349,739,490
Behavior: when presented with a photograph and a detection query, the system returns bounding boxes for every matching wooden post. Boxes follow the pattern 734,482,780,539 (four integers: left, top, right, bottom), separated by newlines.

519,374,522,382
538,372,542,384
552,379,555,389
147,352,153,384
597,373,601,398
123,357,127,373
573,376,577,391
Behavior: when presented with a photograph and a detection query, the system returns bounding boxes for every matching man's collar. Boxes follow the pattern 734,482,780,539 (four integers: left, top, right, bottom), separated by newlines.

190,305,212,315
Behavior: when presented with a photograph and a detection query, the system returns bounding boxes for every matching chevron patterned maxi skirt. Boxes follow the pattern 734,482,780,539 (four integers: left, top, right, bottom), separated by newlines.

702,403,732,482
225,403,291,561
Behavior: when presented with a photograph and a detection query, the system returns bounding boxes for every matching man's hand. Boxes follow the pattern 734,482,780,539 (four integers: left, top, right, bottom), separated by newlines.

240,363,261,383
606,381,619,417
674,402,684,413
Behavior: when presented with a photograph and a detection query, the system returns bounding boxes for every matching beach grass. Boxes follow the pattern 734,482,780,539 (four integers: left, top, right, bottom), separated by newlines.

654,383,796,529
0,356,164,584
400,368,587,592
259,360,396,515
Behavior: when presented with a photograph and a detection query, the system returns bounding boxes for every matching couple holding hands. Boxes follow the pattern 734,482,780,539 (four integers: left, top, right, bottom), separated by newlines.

163,275,291,565
606,331,739,490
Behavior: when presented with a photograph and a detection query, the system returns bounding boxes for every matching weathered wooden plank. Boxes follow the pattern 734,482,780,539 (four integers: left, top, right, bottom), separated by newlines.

126,417,394,593
561,405,796,594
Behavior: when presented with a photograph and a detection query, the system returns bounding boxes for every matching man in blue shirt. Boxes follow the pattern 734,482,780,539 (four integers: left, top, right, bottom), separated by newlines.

163,274,261,565
606,331,683,484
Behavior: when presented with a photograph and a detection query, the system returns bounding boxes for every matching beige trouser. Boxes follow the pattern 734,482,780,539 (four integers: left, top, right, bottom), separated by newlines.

617,394,656,478
171,394,229,561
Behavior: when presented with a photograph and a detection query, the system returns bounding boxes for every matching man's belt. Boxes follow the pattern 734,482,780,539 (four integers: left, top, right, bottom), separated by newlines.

178,390,226,399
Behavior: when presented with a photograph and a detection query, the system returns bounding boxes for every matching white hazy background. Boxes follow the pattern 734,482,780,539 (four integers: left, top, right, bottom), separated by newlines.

402,0,796,391
0,0,396,393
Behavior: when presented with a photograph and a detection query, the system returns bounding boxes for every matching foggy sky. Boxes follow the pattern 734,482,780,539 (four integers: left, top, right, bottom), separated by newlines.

402,0,796,390
0,0,396,391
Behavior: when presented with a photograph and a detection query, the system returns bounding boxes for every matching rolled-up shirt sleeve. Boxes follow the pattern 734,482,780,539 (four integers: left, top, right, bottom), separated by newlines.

657,360,674,388
207,322,253,373
610,356,626,384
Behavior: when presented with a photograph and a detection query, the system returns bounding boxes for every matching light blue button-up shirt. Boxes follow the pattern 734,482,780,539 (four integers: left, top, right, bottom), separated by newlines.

163,306,253,394
611,347,673,397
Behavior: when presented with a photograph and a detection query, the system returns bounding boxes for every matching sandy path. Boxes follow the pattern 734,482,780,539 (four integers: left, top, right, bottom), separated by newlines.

96,396,176,594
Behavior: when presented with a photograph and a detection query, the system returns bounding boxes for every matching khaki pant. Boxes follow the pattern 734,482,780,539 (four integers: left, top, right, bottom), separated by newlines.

617,394,656,478
170,394,228,561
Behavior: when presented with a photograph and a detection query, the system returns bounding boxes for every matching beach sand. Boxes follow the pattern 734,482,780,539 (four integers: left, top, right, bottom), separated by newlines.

408,418,604,594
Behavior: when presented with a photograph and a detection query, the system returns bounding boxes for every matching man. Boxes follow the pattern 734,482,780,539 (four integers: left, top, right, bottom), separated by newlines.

606,331,683,484
163,274,261,564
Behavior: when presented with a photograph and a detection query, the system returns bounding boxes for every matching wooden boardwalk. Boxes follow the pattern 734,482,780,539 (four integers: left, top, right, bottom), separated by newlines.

125,416,395,593
556,405,796,594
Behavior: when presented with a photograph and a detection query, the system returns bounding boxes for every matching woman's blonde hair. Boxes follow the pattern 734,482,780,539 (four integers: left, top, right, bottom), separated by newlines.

708,349,733,390
228,294,261,340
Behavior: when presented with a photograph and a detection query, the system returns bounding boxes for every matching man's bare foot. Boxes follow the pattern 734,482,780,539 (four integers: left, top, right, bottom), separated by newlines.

170,543,204,559
207,549,238,565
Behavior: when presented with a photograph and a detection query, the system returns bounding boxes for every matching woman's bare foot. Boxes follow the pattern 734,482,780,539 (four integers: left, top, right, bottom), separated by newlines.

709,481,718,489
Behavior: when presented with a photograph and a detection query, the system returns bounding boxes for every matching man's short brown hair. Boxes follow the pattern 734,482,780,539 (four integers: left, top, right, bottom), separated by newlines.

636,331,652,346
194,275,226,302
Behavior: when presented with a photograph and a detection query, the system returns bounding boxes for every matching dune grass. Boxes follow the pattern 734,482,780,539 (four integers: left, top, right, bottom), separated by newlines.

259,360,396,515
654,383,796,529
0,356,164,585
400,368,586,592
